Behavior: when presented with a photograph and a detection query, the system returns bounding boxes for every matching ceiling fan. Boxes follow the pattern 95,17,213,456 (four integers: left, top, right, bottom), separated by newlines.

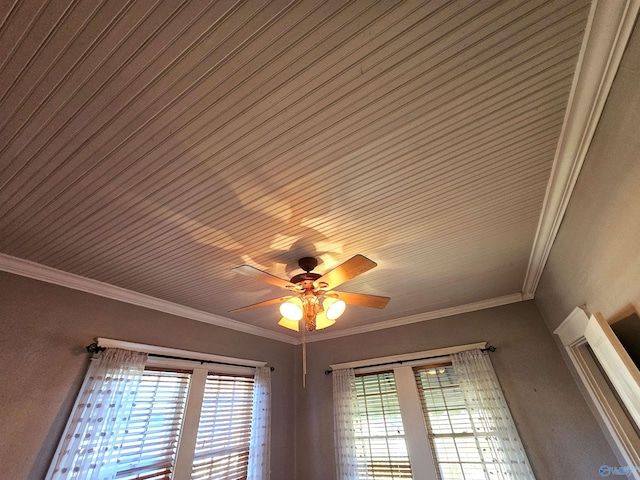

230,255,390,332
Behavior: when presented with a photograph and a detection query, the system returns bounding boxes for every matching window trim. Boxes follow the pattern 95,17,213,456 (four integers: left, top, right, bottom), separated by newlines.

97,337,266,368
330,342,487,372
393,365,439,480
174,367,207,479
554,307,640,478
146,355,255,376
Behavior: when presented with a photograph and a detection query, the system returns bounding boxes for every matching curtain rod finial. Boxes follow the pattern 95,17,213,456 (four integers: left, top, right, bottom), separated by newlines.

86,342,106,354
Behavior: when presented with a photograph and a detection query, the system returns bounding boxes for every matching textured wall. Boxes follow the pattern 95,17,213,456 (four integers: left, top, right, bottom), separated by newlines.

0,272,621,480
536,20,640,331
0,272,295,480
294,301,617,480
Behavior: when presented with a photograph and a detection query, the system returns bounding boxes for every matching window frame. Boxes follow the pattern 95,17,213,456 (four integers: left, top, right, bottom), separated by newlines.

555,307,640,479
115,366,192,480
138,357,258,480
413,363,491,479
353,370,414,479
46,339,265,480
332,342,504,480
165,360,256,480
353,358,457,480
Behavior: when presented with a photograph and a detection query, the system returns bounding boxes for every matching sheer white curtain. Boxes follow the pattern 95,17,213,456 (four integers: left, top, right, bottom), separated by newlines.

333,368,367,480
248,366,272,480
46,348,148,480
452,349,536,479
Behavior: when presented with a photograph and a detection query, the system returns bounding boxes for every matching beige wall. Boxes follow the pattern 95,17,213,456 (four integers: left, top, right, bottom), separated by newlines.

535,20,640,331
0,272,295,480
294,301,617,480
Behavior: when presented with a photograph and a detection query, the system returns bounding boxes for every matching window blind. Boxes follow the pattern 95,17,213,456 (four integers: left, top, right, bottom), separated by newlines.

115,369,190,480
415,365,490,480
355,372,413,479
191,374,255,480
47,349,269,480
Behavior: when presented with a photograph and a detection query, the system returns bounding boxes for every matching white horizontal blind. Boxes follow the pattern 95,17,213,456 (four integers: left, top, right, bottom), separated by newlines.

115,369,190,480
355,372,413,479
415,365,488,480
191,374,255,480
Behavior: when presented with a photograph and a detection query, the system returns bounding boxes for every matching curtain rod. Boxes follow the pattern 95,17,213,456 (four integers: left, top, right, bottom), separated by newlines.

85,342,275,372
324,345,496,375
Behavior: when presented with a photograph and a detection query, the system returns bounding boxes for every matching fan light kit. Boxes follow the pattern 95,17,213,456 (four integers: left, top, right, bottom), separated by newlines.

230,255,389,332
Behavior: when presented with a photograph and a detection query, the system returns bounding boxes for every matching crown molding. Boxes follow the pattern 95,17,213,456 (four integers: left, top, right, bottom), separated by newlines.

299,293,525,344
0,253,297,345
1,253,526,346
522,0,640,297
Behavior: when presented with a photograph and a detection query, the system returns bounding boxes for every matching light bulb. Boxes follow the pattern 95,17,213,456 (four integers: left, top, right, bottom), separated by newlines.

279,298,303,321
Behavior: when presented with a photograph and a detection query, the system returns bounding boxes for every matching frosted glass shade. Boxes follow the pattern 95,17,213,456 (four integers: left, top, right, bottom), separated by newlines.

315,312,336,330
279,298,303,321
324,298,346,320
278,317,300,331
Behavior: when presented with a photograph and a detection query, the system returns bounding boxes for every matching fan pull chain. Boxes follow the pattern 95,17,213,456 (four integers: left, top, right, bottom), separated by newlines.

302,326,307,388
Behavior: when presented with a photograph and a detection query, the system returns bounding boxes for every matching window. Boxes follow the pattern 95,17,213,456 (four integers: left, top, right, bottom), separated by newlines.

191,374,255,479
354,371,412,479
356,365,487,480
336,348,534,480
415,365,491,479
116,369,191,479
47,345,270,480
125,369,256,480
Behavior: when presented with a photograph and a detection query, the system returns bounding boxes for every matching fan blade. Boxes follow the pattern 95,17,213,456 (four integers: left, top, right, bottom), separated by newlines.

278,317,300,332
328,291,390,309
316,254,377,289
231,265,295,290
230,296,292,313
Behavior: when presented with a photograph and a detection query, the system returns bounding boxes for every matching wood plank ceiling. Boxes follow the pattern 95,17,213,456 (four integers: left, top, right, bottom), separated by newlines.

0,0,592,338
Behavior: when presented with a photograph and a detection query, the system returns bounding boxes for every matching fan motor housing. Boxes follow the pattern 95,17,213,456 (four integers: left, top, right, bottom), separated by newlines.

291,257,321,287
290,272,321,286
